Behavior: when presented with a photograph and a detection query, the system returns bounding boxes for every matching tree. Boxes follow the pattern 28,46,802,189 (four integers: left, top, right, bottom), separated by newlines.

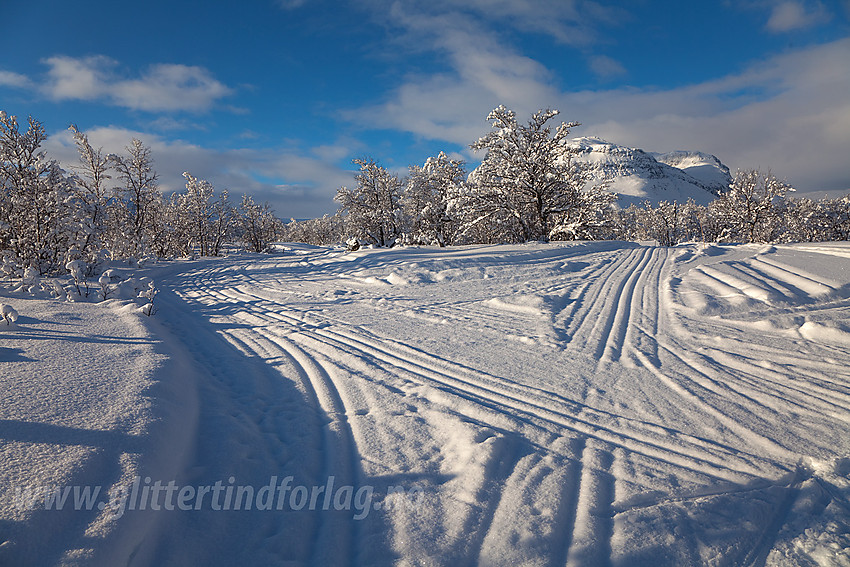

238,194,279,253
335,158,403,247
468,106,611,242
68,124,111,269
710,169,792,243
109,138,160,256
0,112,75,273
546,158,616,241
782,196,850,242
178,172,218,256
403,152,465,246
146,191,194,258
633,200,681,246
209,189,234,256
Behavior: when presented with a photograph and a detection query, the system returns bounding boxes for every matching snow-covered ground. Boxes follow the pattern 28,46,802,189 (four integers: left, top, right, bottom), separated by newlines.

2,241,850,566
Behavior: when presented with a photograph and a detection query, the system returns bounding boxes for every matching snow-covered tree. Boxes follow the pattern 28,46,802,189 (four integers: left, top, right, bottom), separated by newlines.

546,161,616,241
209,189,235,256
109,138,160,257
311,213,346,245
68,124,111,271
0,113,76,273
146,193,184,258
781,196,850,242
636,200,681,246
467,106,612,242
178,172,216,256
710,169,792,243
615,198,710,245
403,152,465,246
820,197,850,241
281,213,345,246
335,158,403,247
238,194,279,253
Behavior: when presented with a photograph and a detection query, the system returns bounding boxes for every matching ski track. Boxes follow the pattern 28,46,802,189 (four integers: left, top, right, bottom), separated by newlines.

166,270,363,566
223,284,777,483
154,243,850,566
229,326,360,565
565,438,615,567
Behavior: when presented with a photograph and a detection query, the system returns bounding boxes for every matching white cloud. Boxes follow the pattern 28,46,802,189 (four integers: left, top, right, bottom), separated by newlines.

578,38,850,193
44,127,353,219
374,0,621,47
43,55,109,100
40,56,233,113
588,55,626,80
346,0,636,148
344,4,561,144
0,70,32,89
766,0,830,32
111,64,233,112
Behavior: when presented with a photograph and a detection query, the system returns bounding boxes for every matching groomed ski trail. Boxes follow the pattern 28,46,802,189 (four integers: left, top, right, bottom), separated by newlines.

147,242,850,566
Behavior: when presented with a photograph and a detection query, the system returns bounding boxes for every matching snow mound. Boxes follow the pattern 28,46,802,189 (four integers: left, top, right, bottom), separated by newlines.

483,295,544,316
0,302,19,326
799,321,850,345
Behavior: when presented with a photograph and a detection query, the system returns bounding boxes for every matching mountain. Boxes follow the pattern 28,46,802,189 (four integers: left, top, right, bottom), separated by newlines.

565,137,732,207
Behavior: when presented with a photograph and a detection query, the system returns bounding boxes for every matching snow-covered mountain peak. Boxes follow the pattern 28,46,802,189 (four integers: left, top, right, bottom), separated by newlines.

651,149,732,196
564,137,732,207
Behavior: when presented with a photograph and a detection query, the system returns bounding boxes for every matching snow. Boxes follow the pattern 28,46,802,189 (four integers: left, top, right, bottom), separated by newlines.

0,295,197,564
651,150,733,195
2,241,850,565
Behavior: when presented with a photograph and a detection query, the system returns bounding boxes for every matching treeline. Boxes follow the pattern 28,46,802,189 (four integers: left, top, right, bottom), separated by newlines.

6,106,847,281
617,177,850,246
0,112,283,277
281,106,850,248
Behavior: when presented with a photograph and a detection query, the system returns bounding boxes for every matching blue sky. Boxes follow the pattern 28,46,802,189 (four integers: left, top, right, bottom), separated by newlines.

1,0,849,218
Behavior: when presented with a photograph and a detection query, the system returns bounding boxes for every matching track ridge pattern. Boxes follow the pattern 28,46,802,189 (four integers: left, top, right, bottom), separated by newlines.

157,242,850,565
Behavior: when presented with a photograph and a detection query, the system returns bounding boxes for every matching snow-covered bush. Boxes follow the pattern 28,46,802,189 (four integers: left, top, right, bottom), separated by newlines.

709,169,792,243
17,267,40,294
0,302,18,325
138,281,158,316
97,269,118,301
65,258,89,298
345,236,361,251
